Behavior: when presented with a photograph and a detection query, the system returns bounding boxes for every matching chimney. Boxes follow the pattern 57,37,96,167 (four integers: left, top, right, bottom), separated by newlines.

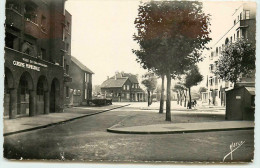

115,71,118,80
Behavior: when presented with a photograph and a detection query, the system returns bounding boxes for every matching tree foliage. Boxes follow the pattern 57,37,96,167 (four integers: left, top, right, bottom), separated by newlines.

141,72,157,106
133,1,211,76
214,38,255,84
184,65,203,89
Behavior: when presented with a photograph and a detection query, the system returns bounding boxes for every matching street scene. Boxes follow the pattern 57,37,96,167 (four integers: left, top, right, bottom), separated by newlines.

2,0,257,165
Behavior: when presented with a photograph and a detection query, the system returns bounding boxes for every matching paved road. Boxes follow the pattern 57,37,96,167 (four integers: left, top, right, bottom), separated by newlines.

4,106,254,163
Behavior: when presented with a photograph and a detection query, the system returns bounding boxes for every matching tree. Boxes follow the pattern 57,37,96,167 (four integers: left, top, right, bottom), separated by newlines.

215,38,255,86
141,72,157,106
173,83,186,106
184,65,203,109
133,1,211,121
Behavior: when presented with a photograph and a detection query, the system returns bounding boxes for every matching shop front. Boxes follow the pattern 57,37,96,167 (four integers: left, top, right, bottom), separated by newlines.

4,47,64,119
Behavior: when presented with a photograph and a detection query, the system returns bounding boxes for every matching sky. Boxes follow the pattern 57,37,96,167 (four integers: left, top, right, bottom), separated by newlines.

65,0,244,87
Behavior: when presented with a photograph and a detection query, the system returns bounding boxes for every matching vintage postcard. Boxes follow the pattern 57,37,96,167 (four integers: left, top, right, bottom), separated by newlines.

1,0,258,166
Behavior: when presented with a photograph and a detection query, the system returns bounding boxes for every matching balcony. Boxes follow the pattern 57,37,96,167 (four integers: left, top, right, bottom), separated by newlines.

24,19,40,38
5,8,23,30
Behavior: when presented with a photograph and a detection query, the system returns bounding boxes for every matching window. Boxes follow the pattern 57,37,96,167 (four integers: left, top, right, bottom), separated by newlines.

242,29,246,38
234,20,236,25
6,1,20,13
5,32,19,49
251,95,255,107
245,10,250,19
234,34,235,41
66,86,69,97
240,12,242,20
86,74,89,83
84,73,87,82
127,85,130,90
237,30,239,39
24,1,38,23
123,85,126,90
85,89,87,99
40,48,47,60
41,15,46,31
66,65,69,74
126,93,130,99
62,27,65,41
230,36,232,43
66,21,70,31
66,43,69,52
132,84,134,88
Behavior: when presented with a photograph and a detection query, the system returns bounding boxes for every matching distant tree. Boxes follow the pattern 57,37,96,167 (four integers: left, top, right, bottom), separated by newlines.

141,72,157,106
133,1,211,121
173,83,186,106
215,38,255,86
184,65,203,109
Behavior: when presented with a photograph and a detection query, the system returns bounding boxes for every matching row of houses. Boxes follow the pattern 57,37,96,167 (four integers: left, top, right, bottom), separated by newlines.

4,0,93,119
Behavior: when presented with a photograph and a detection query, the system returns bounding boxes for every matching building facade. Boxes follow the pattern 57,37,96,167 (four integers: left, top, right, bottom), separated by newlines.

4,0,71,119
101,72,145,102
64,56,94,107
205,2,256,106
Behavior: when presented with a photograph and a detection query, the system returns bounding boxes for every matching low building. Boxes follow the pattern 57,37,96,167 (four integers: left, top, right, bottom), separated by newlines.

100,72,145,102
64,56,94,107
226,86,255,120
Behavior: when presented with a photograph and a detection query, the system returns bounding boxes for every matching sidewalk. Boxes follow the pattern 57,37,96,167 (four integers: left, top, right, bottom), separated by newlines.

107,121,254,134
4,103,130,136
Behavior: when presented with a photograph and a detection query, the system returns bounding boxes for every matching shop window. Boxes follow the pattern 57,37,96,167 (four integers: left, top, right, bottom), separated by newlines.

20,79,29,101
24,1,38,23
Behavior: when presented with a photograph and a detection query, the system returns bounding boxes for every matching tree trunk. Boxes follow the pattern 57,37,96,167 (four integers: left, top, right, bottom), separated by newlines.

166,73,171,121
184,90,187,107
159,75,165,113
177,92,179,105
180,93,182,106
147,90,150,107
188,87,192,109
150,91,153,105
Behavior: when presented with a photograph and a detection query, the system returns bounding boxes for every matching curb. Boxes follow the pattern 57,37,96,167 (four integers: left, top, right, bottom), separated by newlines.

107,126,254,135
4,104,130,136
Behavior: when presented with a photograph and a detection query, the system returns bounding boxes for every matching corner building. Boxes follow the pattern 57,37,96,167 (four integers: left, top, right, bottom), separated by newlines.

4,0,71,119
206,2,256,106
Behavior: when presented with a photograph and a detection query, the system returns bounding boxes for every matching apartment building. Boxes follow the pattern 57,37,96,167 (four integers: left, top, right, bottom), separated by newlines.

205,2,256,106
4,0,71,119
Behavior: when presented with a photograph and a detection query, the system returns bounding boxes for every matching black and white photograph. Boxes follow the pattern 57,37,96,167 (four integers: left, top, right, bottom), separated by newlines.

1,0,258,166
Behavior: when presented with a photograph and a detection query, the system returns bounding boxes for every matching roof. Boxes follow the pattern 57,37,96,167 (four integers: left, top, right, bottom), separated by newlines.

71,56,94,74
245,87,255,95
101,78,128,88
122,73,139,83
